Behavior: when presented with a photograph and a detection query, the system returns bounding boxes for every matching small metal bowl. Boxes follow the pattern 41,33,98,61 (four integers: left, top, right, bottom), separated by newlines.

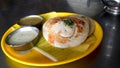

18,15,43,29
6,26,40,51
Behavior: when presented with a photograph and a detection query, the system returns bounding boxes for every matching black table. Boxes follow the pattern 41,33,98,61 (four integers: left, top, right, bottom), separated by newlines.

0,0,120,68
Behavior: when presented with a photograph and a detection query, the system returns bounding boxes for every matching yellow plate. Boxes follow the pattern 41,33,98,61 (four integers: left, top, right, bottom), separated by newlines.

1,12,103,66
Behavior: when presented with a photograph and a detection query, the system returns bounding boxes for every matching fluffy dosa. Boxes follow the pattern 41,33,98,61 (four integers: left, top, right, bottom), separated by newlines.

43,15,94,48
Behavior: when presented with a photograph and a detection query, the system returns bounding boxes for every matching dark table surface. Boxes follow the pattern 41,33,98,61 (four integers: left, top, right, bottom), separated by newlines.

0,0,120,68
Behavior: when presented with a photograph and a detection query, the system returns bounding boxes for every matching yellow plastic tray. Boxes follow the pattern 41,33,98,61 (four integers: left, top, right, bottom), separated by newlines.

1,12,103,66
